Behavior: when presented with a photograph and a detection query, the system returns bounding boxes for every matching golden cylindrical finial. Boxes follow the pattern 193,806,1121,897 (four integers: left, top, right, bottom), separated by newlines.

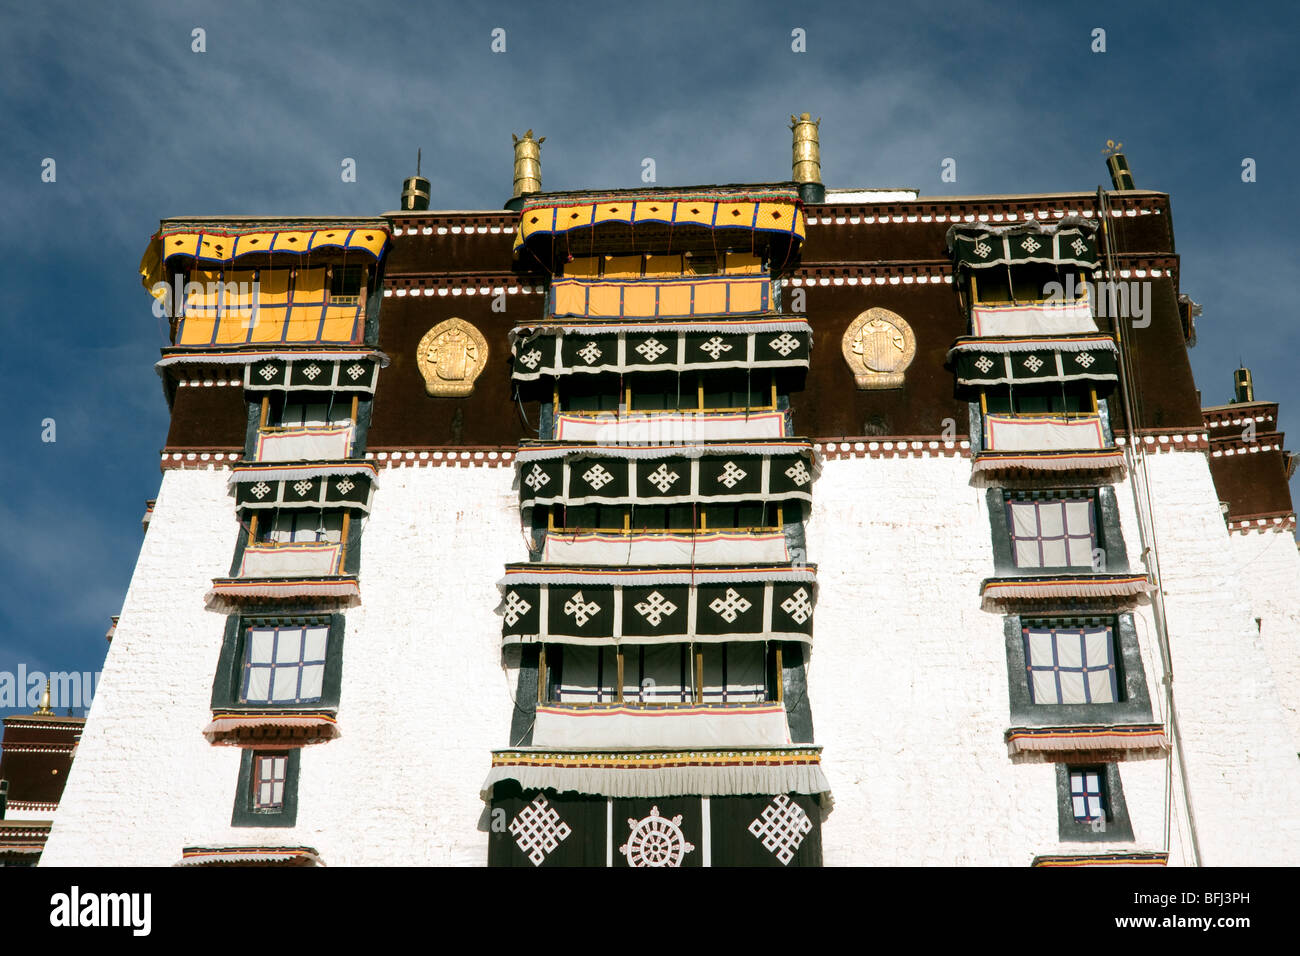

512,130,546,198
34,679,54,716
790,113,822,185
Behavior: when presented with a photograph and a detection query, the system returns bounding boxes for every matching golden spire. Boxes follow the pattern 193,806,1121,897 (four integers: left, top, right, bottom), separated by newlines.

511,130,545,199
790,113,822,186
34,679,54,716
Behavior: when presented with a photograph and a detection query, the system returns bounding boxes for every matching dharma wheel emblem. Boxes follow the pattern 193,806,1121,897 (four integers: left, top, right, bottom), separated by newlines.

620,806,695,867
417,317,488,397
841,307,916,389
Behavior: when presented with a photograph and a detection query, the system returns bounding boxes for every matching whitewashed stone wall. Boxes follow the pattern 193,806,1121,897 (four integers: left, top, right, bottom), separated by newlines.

44,464,521,867
809,452,1300,866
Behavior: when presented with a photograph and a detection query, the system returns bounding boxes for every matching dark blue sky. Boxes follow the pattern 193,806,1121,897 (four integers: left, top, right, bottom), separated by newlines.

1,0,1296,717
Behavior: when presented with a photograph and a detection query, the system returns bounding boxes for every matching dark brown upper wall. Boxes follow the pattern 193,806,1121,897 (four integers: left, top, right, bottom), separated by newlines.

1206,447,1295,519
164,385,247,450
384,211,518,278
0,718,81,806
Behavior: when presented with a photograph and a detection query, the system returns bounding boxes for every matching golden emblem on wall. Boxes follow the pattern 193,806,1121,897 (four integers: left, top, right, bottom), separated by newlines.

841,308,916,389
417,318,488,397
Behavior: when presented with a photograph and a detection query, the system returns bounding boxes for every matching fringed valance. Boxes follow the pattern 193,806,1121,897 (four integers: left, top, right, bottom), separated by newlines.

979,573,1151,612
511,324,810,381
532,703,791,751
482,747,830,802
204,576,360,611
242,355,381,392
970,449,1127,482
949,336,1118,387
201,711,339,747
516,443,818,510
177,846,324,867
154,222,389,265
551,276,770,319
1031,852,1168,867
947,217,1099,271
498,565,816,646
1006,724,1168,756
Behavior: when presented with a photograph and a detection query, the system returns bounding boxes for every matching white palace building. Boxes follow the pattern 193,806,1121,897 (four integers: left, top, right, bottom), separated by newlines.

35,122,1300,867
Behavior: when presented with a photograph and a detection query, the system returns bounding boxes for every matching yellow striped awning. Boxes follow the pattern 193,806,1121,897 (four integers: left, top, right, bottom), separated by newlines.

514,190,805,252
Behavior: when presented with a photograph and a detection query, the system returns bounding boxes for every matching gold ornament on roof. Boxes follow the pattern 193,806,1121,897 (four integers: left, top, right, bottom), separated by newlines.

512,130,546,198
790,113,822,185
842,308,916,389
34,679,54,716
417,318,488,397
1102,139,1124,156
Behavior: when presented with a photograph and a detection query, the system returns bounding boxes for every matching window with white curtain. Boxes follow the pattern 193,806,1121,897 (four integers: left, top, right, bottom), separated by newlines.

254,754,287,810
1007,494,1096,568
1023,623,1118,705
241,625,329,704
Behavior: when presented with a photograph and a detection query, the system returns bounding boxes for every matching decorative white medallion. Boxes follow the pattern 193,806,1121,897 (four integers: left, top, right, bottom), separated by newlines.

1074,352,1096,368
620,806,695,867
292,480,313,497
636,338,668,362
1070,237,1088,257
258,364,277,381
646,463,680,493
699,336,732,360
784,460,811,487
563,591,600,627
1020,236,1042,254
345,363,367,381
717,461,747,488
524,463,551,491
502,591,533,626
747,794,812,865
249,481,272,500
577,341,603,365
709,588,752,623
509,794,572,866
302,363,322,380
768,332,800,357
972,240,992,259
582,464,615,490
973,356,995,374
634,591,677,626
780,587,813,624
1022,354,1045,373
335,477,355,495
518,348,543,370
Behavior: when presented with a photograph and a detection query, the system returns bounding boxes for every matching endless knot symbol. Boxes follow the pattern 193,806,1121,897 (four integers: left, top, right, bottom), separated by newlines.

502,591,532,626
768,332,800,357
634,590,678,626
699,336,733,360
292,480,313,497
646,463,680,493
249,481,272,500
972,240,992,259
335,477,355,494
716,461,747,488
636,338,668,362
709,588,752,623
1020,236,1042,254
973,356,995,374
563,591,601,626
517,348,543,370
1070,238,1088,257
509,794,572,866
781,587,814,624
583,464,614,490
747,795,812,865
577,341,603,365
784,460,812,487
345,363,366,381
1022,354,1045,373
1074,352,1096,368
302,363,322,380
524,464,550,491
620,806,695,868
258,364,277,381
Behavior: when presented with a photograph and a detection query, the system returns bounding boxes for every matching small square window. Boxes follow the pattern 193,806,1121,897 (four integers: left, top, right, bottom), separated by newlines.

1069,768,1106,822
1023,622,1118,704
241,625,329,705
1007,494,1096,569
254,753,288,810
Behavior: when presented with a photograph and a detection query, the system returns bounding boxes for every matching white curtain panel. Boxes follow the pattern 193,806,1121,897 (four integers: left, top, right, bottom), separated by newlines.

542,532,787,565
256,424,354,462
240,544,341,577
971,299,1098,336
554,411,786,443
985,415,1105,451
531,703,790,750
